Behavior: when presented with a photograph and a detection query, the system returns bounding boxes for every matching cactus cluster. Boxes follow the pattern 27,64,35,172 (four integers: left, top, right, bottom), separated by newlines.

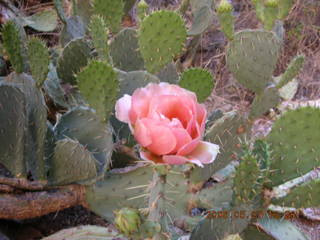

0,1,317,240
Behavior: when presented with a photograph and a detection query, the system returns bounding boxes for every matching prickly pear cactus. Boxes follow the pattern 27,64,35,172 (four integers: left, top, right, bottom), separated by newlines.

266,107,320,187
0,84,26,177
88,15,109,61
57,38,91,85
233,154,262,205
276,55,305,89
226,30,281,93
216,0,234,40
27,37,50,87
92,0,124,33
271,178,320,208
77,60,119,121
2,20,28,73
110,28,145,72
138,10,187,73
49,138,97,185
249,86,280,119
54,106,114,179
179,68,214,103
263,0,279,30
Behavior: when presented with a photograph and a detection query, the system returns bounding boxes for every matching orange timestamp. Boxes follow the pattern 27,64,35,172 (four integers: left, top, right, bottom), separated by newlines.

205,210,298,220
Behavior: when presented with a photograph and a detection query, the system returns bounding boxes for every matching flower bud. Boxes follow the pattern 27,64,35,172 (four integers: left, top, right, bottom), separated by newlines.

114,208,141,236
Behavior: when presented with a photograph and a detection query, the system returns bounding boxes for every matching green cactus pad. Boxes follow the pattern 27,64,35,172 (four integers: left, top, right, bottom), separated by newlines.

216,0,234,40
138,10,187,73
0,83,26,177
278,0,294,20
190,205,252,240
92,0,124,33
156,63,179,84
27,37,50,87
271,178,320,208
49,138,97,185
110,28,145,71
57,38,91,85
252,0,265,22
2,21,27,73
77,61,119,121
86,164,154,221
44,64,86,108
249,86,280,119
276,55,305,89
241,217,309,240
44,121,56,166
22,9,58,32
42,225,123,240
88,15,109,61
118,70,159,98
54,106,113,179
226,30,281,93
179,68,214,103
188,6,214,36
266,107,320,187
233,154,262,205
59,16,86,47
191,111,248,183
5,73,47,180
263,0,279,30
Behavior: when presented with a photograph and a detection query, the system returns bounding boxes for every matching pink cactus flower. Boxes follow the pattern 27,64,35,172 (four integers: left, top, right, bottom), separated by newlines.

115,82,219,167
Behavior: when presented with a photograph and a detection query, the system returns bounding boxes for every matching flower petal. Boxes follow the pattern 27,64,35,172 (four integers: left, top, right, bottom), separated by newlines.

140,151,164,164
115,94,132,123
162,155,189,165
169,127,192,154
137,118,177,155
134,119,152,147
187,141,220,167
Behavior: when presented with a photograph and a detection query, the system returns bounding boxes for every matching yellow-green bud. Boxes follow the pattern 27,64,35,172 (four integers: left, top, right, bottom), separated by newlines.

217,0,233,13
114,208,141,236
137,0,149,22
265,0,279,8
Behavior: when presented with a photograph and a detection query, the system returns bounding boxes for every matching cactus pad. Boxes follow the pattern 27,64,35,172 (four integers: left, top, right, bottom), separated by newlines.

191,111,248,183
249,86,280,119
233,154,262,205
54,106,113,179
226,30,281,93
77,60,119,121
156,63,179,84
88,15,109,61
49,138,97,185
5,73,47,180
263,0,279,30
190,205,251,240
2,21,27,73
27,37,50,87
86,164,153,221
266,107,320,187
188,6,214,36
57,38,91,85
118,70,159,98
92,0,124,33
241,217,309,240
0,84,26,177
216,0,234,40
59,16,86,47
271,178,320,208
278,0,294,19
138,10,187,73
179,68,214,102
42,225,123,240
110,28,144,71
277,55,305,89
